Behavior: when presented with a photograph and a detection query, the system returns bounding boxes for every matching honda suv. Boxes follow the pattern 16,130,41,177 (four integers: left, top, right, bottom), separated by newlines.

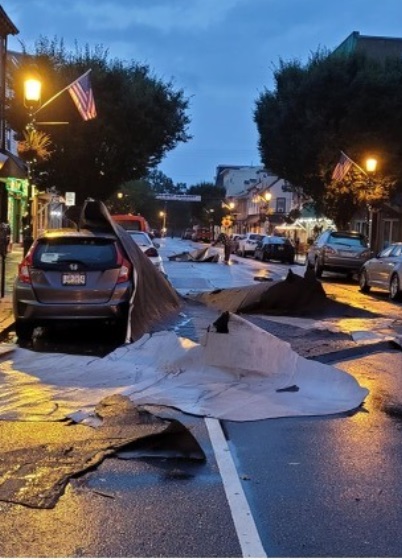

306,230,371,279
13,229,133,341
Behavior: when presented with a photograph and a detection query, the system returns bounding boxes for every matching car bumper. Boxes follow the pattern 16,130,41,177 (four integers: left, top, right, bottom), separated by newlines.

322,256,367,272
13,284,131,322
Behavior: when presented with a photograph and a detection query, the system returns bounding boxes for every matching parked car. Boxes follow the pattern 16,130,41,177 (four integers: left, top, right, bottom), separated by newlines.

359,242,402,301
306,230,371,279
236,233,264,257
13,229,133,341
192,228,211,242
128,230,165,274
254,235,295,264
182,228,194,240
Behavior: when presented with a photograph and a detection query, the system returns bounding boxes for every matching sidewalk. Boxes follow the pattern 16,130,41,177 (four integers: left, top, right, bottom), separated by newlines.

0,245,23,336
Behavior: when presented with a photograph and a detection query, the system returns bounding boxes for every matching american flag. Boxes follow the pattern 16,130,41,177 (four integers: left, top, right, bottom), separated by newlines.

68,71,97,121
332,151,353,181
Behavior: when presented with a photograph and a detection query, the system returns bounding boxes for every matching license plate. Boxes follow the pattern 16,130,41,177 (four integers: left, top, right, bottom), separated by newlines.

62,273,86,286
339,251,356,257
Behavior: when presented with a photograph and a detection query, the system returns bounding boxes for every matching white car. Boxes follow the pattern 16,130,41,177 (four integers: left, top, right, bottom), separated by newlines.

128,231,166,274
236,233,264,257
359,242,402,301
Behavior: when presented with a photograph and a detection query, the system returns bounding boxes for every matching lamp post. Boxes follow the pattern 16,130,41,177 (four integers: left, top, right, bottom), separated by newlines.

253,191,272,234
159,210,166,237
23,73,42,255
365,157,377,250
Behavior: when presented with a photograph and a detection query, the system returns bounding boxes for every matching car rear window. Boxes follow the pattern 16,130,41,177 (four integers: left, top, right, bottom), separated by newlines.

328,233,367,247
33,238,118,267
264,237,287,245
130,233,151,247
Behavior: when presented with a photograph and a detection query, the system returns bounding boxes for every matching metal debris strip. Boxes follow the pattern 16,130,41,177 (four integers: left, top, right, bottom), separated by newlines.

0,395,205,509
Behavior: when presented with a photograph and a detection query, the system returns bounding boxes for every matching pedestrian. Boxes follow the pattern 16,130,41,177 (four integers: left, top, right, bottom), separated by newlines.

294,236,300,255
212,232,231,264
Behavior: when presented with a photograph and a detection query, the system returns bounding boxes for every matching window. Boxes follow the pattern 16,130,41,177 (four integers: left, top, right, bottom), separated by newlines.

390,245,402,257
276,198,286,213
34,238,117,268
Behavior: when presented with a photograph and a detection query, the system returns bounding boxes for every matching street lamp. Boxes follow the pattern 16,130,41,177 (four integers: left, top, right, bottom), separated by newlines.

159,210,167,236
365,157,377,250
252,191,272,234
22,73,42,255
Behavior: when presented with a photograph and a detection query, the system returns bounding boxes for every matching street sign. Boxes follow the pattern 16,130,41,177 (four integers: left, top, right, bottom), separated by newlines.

155,194,201,202
65,192,76,206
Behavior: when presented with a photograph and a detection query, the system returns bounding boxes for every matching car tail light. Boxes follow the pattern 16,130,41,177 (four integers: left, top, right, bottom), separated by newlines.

323,245,337,255
18,247,35,284
116,246,132,284
145,247,158,258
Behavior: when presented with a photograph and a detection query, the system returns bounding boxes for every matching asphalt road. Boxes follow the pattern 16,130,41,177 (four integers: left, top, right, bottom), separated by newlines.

1,236,402,557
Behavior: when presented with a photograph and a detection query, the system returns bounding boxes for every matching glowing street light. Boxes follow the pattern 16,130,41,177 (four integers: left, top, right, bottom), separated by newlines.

365,157,378,250
365,157,377,174
22,73,42,255
24,78,42,110
159,210,167,236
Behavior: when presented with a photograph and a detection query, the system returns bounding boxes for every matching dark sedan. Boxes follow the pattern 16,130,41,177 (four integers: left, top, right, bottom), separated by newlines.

254,235,295,264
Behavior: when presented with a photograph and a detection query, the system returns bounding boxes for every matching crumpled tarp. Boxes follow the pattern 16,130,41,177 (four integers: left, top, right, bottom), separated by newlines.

0,313,368,423
168,246,220,262
78,200,181,342
0,395,205,509
190,268,378,318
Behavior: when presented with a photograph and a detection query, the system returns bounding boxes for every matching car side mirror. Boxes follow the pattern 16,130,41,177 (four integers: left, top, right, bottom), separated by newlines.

153,242,160,249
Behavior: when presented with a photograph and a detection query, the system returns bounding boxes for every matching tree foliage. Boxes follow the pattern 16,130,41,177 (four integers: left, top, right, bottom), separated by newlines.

6,37,191,205
254,50,402,226
188,182,227,226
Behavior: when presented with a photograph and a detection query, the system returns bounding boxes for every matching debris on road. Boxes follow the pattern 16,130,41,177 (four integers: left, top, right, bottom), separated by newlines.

0,395,205,509
190,268,379,318
168,246,220,262
0,313,369,424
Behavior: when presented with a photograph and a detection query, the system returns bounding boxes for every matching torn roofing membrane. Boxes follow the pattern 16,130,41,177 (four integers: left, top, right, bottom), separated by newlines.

0,313,368,424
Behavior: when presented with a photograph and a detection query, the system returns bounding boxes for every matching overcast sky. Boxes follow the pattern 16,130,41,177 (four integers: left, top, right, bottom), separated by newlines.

3,0,402,186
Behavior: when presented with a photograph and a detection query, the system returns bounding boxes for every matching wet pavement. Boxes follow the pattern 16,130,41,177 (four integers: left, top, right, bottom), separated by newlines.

1,237,402,557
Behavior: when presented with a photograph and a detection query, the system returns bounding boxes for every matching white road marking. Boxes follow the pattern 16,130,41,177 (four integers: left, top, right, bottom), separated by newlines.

205,417,267,558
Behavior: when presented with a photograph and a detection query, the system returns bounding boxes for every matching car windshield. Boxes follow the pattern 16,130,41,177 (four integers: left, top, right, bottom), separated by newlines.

329,233,367,247
33,238,118,267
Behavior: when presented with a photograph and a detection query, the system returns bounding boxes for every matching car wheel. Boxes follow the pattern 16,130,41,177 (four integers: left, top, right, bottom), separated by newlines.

389,274,402,301
15,321,34,342
359,269,371,293
314,258,323,279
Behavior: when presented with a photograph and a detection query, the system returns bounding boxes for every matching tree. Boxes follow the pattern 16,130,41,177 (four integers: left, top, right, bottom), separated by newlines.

188,182,227,226
6,37,191,205
254,50,401,226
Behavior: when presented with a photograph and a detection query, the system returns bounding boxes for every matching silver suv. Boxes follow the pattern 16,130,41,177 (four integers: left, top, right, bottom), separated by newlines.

13,229,133,341
306,230,371,279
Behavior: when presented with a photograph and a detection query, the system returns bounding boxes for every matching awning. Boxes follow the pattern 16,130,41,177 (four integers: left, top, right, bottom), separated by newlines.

0,151,27,180
275,221,307,232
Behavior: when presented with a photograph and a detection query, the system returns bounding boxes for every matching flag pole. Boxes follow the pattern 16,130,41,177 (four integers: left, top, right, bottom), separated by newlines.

33,69,92,116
